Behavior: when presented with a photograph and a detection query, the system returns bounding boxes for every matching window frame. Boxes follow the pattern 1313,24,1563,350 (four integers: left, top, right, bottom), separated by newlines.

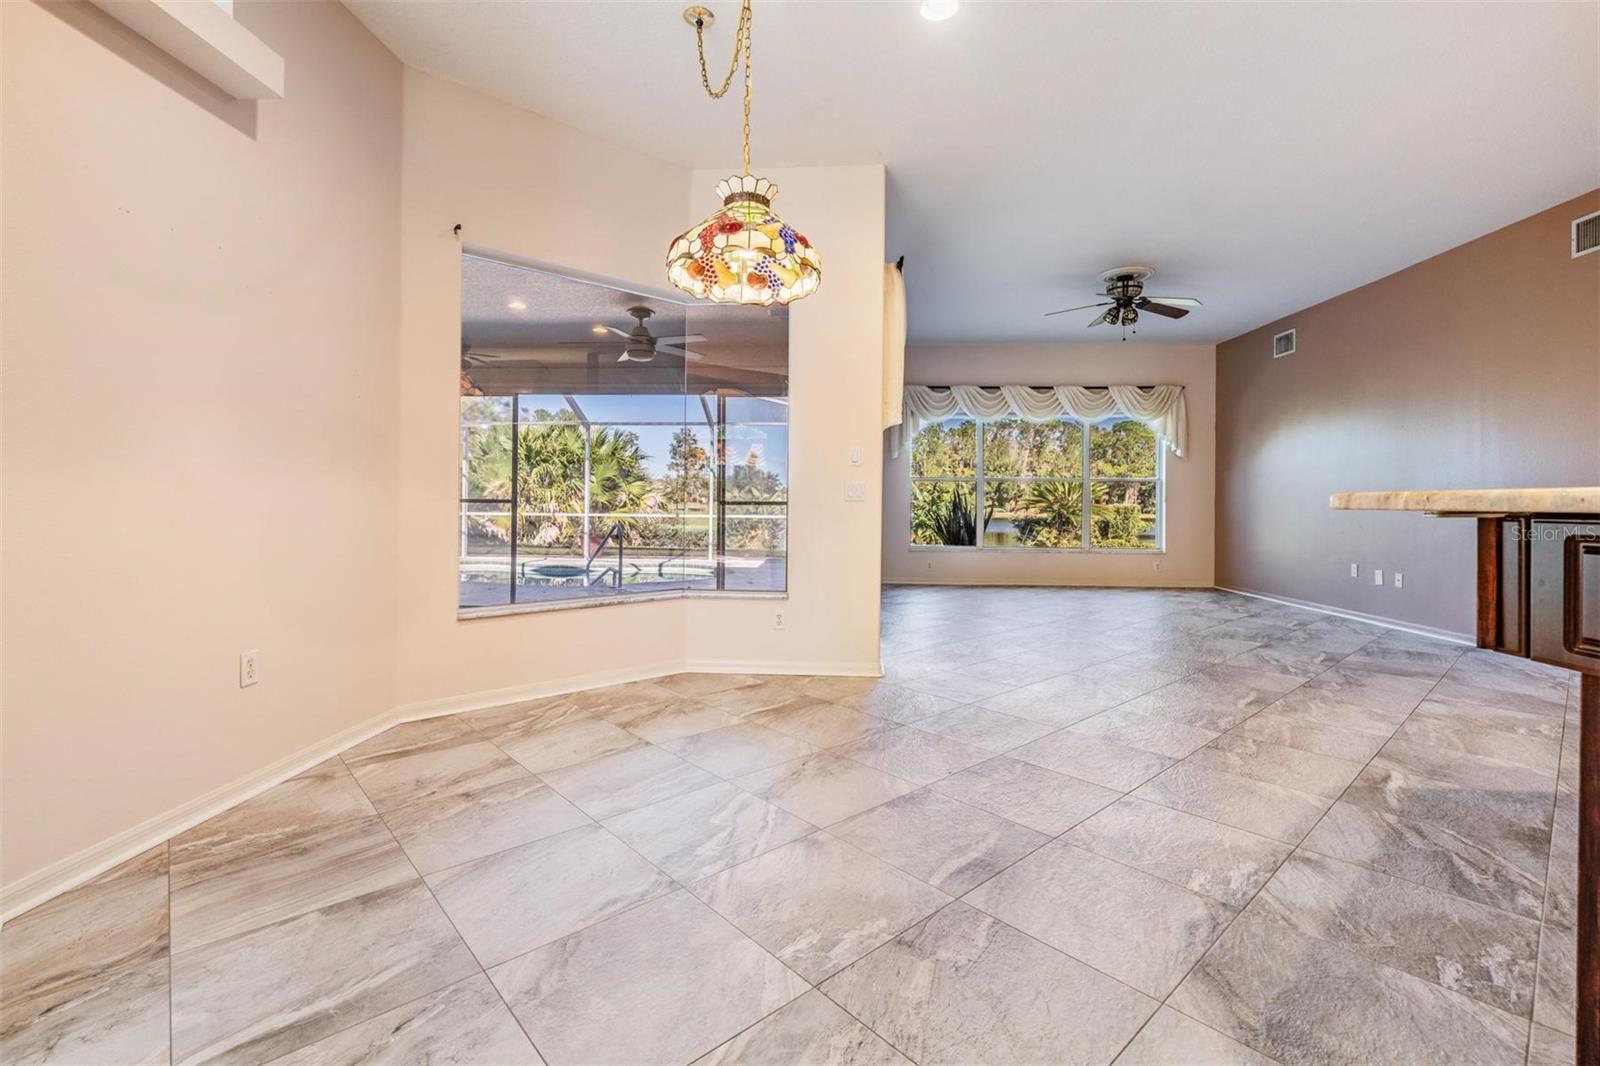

459,393,790,612
908,415,1165,554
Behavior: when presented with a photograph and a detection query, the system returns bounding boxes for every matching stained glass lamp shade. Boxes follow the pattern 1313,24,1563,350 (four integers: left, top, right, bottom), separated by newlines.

666,175,821,305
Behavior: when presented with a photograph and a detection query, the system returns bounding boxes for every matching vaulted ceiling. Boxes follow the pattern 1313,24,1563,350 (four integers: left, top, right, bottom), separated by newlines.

347,1,1599,343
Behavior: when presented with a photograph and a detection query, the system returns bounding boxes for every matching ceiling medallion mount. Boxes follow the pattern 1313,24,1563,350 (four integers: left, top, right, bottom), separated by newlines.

666,0,821,306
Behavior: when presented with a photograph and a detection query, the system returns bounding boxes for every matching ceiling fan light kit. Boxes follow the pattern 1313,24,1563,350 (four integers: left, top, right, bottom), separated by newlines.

666,1,821,306
1045,266,1202,340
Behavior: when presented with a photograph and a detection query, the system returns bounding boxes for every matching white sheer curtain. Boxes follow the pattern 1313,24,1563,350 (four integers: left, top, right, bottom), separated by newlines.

888,384,1187,458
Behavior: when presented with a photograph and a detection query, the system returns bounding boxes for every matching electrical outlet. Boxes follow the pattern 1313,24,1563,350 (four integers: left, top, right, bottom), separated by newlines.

1394,571,1404,589
1373,569,1384,586
771,610,786,631
239,650,259,688
1349,563,1359,578
1153,561,1163,572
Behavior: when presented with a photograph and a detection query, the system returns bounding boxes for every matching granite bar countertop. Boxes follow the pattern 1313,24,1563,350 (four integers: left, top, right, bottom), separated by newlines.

1330,487,1600,515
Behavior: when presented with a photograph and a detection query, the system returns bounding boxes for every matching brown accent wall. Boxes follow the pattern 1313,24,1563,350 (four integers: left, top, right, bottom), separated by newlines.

1216,190,1600,636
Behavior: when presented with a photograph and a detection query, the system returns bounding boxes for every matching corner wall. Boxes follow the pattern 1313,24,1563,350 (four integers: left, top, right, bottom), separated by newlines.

392,71,694,710
682,165,887,675
1216,190,1600,635
881,343,1217,588
1,1,403,888
393,76,889,708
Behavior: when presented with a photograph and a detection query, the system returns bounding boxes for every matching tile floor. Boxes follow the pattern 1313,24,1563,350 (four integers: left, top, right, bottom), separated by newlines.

0,586,1582,1065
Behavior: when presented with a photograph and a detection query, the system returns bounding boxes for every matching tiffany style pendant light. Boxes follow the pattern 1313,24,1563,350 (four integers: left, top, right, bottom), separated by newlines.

666,2,821,305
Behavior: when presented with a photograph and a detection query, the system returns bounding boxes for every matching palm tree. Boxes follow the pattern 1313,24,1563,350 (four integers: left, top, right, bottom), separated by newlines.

462,420,654,550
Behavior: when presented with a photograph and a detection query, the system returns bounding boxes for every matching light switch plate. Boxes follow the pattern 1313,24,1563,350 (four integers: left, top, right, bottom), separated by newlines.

848,446,862,466
844,481,865,502
1373,569,1384,586
1394,571,1404,589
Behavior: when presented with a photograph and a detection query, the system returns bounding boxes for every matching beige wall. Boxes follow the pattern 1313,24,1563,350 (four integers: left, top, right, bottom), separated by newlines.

393,71,693,709
393,76,888,707
1,2,403,885
882,344,1217,588
1216,190,1600,636
0,11,885,902
682,165,886,674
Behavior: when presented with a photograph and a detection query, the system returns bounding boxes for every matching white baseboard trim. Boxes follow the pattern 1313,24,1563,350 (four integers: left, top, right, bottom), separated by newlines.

1215,585,1474,646
883,578,1210,589
0,703,399,924
2,656,881,924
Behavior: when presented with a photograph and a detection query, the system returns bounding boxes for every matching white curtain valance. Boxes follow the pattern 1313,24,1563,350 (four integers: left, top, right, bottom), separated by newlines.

889,384,1187,459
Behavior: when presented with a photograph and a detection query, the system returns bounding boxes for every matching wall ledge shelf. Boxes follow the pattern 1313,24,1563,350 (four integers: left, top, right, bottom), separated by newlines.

90,0,284,99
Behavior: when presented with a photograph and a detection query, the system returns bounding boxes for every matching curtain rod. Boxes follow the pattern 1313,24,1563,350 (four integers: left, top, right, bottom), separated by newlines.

913,383,1163,391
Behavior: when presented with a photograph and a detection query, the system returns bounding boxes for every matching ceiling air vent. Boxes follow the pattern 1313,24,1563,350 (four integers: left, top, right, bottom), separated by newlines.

1573,210,1600,259
1273,329,1296,358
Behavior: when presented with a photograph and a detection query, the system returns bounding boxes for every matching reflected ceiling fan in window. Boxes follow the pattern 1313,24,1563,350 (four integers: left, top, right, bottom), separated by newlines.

1045,266,1202,340
566,306,707,363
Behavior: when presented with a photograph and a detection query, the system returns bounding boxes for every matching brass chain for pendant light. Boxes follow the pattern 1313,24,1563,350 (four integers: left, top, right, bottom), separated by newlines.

692,0,754,175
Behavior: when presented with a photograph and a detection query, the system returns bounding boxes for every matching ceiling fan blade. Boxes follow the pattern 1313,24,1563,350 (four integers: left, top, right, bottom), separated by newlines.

1136,299,1189,319
656,344,706,362
1086,312,1108,327
1145,297,1202,308
1045,302,1110,318
653,333,707,345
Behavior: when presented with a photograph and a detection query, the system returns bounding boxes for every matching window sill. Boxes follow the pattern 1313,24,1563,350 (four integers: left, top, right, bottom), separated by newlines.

907,545,1168,556
458,588,787,621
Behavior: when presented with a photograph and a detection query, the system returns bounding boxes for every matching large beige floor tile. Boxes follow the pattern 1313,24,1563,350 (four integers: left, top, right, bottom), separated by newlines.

830,788,1048,895
831,726,991,785
735,751,920,826
1170,907,1529,1066
538,744,721,820
170,881,478,1064
822,902,1157,1066
602,780,814,883
382,776,590,874
1112,1006,1278,1065
689,833,949,982
1,846,169,1066
1256,851,1541,1017
424,823,673,966
1133,761,1331,844
342,718,529,812
267,974,542,1065
929,755,1120,834
1064,796,1291,909
170,759,375,890
490,891,808,1065
965,841,1232,997
1011,729,1175,792
170,814,415,952
693,991,910,1066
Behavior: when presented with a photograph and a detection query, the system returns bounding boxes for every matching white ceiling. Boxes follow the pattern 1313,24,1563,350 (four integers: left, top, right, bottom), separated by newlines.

346,0,1600,344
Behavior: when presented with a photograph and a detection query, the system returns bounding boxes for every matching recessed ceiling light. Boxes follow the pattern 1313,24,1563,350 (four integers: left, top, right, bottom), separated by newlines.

920,0,959,21
507,299,527,311
591,325,608,334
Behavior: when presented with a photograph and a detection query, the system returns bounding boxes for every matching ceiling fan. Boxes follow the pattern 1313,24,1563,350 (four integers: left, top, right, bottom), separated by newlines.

567,306,706,363
1045,267,1201,338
